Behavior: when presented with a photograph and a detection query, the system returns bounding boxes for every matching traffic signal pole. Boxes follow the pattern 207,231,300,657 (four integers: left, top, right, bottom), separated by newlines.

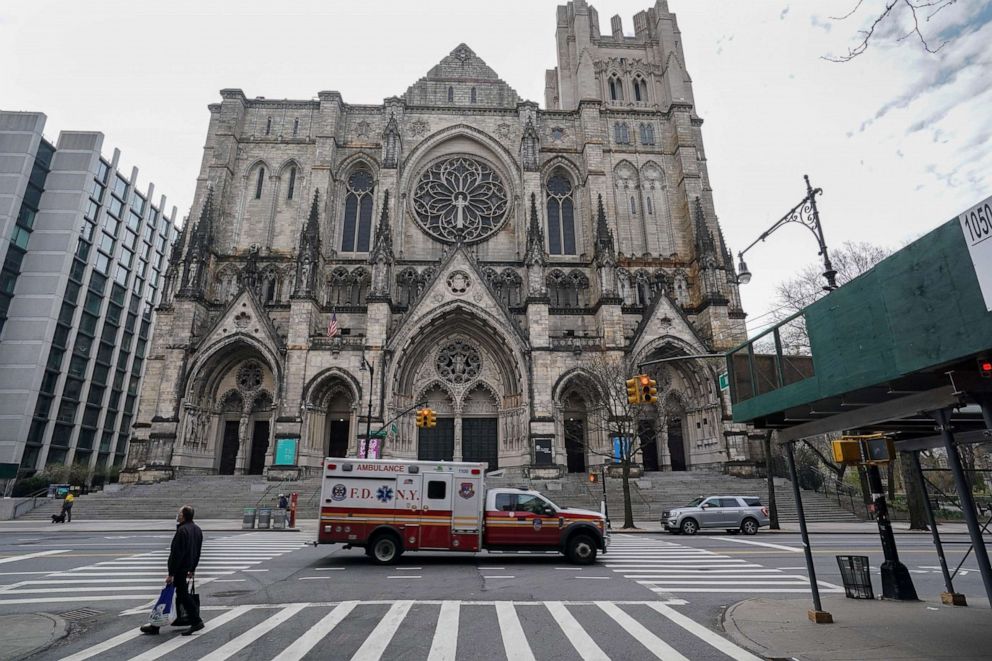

865,463,918,600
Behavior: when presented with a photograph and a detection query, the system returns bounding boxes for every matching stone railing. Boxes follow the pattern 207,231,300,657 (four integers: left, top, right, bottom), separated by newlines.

550,335,603,352
309,336,366,351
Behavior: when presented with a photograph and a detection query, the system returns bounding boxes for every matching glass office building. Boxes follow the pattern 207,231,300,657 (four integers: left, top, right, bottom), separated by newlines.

0,111,179,474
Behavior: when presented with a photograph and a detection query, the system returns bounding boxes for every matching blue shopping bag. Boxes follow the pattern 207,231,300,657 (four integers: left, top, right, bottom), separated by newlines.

148,584,175,627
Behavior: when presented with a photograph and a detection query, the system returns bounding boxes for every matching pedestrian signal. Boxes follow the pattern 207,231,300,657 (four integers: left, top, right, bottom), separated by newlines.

640,375,658,405
425,408,437,428
625,378,641,405
415,409,426,428
979,357,992,379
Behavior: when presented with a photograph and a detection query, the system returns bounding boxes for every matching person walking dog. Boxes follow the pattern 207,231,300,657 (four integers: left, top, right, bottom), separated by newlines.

141,505,204,636
61,492,74,522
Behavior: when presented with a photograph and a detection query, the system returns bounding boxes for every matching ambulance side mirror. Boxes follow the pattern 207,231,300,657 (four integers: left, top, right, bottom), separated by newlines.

542,506,555,516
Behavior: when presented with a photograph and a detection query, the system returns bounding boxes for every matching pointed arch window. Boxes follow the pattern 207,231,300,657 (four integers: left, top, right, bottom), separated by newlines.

639,123,655,145
608,76,624,101
470,87,477,104
646,197,653,215
447,86,454,103
254,167,265,199
340,169,374,253
292,118,299,136
265,117,272,136
614,122,630,145
287,167,296,200
546,173,576,256
633,76,648,102
630,196,637,216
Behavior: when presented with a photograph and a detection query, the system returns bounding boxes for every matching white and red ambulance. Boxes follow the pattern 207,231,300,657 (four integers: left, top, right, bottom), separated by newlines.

317,458,608,565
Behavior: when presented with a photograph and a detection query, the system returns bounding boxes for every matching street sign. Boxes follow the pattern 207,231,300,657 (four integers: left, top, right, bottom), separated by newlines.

718,372,729,391
958,194,992,311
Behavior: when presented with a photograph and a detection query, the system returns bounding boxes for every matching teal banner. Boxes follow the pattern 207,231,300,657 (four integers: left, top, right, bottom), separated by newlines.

274,438,297,466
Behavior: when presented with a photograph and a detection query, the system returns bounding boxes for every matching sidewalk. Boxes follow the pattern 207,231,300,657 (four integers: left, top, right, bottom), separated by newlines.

723,595,991,660
0,519,316,534
609,520,975,534
0,613,67,661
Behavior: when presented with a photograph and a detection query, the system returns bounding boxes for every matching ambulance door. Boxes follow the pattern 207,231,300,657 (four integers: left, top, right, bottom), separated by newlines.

419,472,452,549
395,473,423,549
451,475,482,552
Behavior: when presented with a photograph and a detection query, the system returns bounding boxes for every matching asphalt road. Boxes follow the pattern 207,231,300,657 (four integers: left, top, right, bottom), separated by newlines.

0,525,986,660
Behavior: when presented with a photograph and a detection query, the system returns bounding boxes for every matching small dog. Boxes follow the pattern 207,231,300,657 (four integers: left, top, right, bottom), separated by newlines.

51,511,66,524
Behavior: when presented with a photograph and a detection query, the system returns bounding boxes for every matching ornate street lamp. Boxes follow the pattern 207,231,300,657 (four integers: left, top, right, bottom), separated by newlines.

736,175,838,291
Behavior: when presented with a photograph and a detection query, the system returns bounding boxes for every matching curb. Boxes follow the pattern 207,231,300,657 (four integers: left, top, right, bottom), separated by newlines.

719,600,786,661
2,613,69,661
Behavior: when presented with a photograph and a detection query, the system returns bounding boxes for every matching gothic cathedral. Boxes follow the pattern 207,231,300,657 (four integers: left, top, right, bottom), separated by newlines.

125,0,749,482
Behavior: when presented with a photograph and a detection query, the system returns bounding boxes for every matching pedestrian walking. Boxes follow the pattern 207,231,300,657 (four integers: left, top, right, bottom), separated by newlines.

61,492,74,523
141,505,204,636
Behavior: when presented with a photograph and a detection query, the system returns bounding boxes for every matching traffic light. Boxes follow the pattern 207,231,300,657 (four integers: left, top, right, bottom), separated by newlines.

625,378,641,405
640,375,658,405
425,408,437,428
415,409,426,428
979,356,992,379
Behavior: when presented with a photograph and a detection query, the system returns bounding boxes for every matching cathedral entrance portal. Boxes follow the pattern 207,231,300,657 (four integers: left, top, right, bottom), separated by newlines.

219,421,239,475
564,419,586,473
667,416,687,471
462,418,498,471
639,420,659,472
248,421,270,475
328,420,350,457
418,418,455,461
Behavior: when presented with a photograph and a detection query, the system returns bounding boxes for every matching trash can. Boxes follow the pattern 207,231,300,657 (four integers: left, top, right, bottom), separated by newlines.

271,508,286,530
242,508,256,529
257,507,272,529
836,555,874,599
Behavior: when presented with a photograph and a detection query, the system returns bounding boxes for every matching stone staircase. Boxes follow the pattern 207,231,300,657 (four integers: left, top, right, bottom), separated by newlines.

20,469,861,524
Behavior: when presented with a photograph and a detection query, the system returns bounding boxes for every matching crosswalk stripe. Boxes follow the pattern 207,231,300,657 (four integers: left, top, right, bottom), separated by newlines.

350,600,413,661
646,602,762,661
57,628,143,661
270,601,358,661
127,605,253,661
199,604,307,661
495,602,536,661
427,600,459,661
596,602,690,661
545,601,609,661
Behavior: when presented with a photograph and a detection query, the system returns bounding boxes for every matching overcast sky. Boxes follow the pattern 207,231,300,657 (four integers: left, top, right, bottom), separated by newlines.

2,0,990,333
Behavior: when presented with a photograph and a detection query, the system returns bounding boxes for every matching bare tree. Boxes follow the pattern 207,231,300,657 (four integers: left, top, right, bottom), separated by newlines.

570,353,655,530
824,0,958,62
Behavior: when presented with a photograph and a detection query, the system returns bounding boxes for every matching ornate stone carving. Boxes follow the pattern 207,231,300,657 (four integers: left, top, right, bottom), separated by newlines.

436,341,481,385
355,120,371,138
234,311,251,328
495,123,512,141
237,361,263,392
446,271,471,295
412,157,508,244
409,119,429,138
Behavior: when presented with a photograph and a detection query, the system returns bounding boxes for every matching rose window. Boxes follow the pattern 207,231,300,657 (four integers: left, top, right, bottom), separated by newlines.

436,341,482,385
412,157,509,244
236,361,263,392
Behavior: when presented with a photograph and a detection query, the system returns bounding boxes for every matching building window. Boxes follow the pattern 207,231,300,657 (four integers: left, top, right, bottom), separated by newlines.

287,167,296,200
255,167,265,199
292,118,299,136
546,269,589,308
447,86,454,103
470,87,477,103
608,76,624,101
265,117,272,135
646,197,653,215
630,196,637,216
546,173,576,256
633,76,647,102
614,122,630,145
340,169,374,252
639,123,655,145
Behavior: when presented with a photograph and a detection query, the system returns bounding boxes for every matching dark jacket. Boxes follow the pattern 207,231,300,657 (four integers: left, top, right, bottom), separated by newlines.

168,520,203,576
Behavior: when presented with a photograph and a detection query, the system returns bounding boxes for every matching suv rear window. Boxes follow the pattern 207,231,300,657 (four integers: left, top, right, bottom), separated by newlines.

743,497,762,506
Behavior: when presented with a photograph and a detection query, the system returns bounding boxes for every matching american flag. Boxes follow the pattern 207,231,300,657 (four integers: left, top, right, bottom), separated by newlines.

327,312,339,338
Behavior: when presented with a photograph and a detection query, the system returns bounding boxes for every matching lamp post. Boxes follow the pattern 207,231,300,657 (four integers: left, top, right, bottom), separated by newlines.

360,352,374,458
736,175,837,291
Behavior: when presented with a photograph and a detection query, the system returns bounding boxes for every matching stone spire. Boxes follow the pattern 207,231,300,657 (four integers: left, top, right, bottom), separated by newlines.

369,190,394,299
525,193,547,297
593,194,616,267
525,192,545,266
693,196,724,303
293,189,322,297
179,185,215,298
693,196,716,258
521,118,539,171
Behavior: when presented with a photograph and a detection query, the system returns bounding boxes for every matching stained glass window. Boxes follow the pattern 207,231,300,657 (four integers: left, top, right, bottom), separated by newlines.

341,170,374,252
546,174,576,255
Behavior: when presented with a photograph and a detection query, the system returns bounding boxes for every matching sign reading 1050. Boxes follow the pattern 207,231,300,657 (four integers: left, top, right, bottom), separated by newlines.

961,199,992,245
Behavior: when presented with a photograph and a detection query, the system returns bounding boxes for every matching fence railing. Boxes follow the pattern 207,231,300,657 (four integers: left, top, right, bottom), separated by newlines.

772,456,869,519
11,488,51,519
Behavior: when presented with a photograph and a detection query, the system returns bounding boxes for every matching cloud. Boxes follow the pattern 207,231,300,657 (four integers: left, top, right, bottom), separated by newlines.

810,15,832,32
780,6,790,20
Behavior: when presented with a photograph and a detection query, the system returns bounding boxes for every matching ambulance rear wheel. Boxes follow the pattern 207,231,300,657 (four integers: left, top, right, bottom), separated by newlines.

369,533,402,565
566,534,598,565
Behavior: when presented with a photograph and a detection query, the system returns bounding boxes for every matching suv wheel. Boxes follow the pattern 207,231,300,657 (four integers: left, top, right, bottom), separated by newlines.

740,518,759,536
369,533,402,565
680,518,699,535
566,534,598,565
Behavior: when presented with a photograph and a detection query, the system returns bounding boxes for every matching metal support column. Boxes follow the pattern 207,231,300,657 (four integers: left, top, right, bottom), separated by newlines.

932,408,992,606
785,441,831,622
911,450,966,604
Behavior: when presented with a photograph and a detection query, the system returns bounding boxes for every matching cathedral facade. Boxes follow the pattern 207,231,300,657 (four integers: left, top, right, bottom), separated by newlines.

125,0,749,482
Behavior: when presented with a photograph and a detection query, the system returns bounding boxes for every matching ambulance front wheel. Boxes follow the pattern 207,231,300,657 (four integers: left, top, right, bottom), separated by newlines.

566,534,598,565
369,533,402,565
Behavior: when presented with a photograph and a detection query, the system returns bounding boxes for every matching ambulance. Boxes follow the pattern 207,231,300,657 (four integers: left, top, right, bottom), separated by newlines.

317,458,608,565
